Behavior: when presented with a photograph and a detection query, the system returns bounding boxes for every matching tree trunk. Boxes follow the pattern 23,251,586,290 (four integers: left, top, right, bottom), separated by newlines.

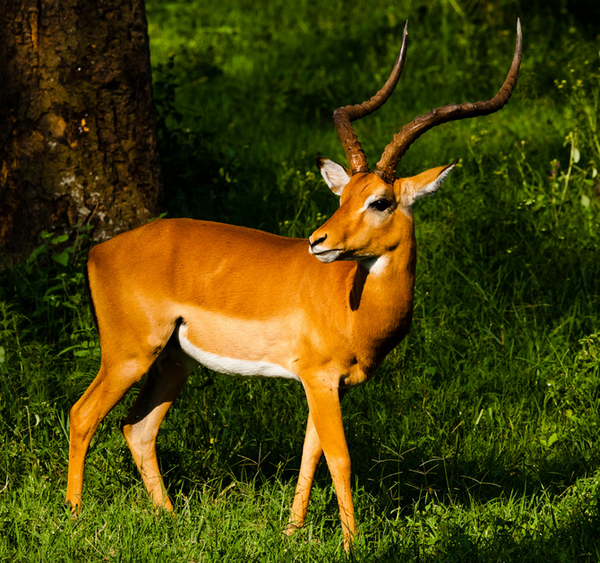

0,0,162,257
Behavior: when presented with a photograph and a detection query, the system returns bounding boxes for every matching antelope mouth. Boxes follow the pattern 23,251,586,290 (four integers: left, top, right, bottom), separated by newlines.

309,246,343,263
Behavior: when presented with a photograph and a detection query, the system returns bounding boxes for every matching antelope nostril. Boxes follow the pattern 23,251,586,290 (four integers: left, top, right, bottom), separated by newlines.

310,234,327,247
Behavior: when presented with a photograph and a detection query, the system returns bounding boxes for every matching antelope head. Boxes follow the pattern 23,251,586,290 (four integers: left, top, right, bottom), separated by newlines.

309,21,522,267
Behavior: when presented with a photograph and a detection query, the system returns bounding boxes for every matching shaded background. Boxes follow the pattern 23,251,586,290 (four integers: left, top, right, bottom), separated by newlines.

0,0,599,560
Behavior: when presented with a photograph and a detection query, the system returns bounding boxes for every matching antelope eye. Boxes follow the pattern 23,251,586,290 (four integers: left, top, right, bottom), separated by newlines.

369,198,392,212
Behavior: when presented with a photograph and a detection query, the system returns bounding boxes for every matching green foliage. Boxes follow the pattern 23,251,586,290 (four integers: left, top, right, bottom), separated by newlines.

153,57,240,221
1,0,600,560
0,224,96,353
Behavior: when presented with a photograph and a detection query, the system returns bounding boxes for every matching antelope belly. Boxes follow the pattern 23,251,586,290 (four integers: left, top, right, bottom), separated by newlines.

176,322,300,381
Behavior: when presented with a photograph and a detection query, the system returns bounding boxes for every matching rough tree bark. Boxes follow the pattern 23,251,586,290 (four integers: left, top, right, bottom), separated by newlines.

0,0,162,256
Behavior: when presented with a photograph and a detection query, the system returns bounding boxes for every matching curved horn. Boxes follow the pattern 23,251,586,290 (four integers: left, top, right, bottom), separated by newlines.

333,21,409,175
375,19,523,184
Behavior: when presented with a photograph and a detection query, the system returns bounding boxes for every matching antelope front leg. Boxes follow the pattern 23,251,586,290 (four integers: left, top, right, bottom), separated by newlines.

286,410,323,534
302,380,354,551
286,389,347,535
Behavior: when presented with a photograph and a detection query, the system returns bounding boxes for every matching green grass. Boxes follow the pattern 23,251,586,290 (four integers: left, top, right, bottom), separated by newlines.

1,0,600,560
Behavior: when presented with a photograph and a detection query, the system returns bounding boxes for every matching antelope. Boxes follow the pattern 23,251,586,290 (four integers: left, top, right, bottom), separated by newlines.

66,21,522,550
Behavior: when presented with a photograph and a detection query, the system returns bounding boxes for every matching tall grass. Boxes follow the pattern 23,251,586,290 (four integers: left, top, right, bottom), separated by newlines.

1,0,599,560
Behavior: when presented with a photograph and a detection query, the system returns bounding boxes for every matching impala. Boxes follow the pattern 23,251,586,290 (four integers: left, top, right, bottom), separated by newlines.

66,21,522,550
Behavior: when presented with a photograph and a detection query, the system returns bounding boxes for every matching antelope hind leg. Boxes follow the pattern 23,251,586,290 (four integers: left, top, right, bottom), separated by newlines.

122,347,197,510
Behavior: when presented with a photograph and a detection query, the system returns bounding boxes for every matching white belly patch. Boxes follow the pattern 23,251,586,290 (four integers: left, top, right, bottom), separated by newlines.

177,326,300,381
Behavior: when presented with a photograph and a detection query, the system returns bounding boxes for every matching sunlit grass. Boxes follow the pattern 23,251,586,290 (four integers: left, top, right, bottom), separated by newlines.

1,0,600,560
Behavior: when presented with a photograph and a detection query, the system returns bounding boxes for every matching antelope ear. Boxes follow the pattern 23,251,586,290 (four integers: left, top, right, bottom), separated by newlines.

316,157,352,196
396,161,457,207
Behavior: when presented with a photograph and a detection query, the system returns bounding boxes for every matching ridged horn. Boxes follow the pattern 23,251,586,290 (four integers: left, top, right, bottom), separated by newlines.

374,19,523,183
333,21,409,175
